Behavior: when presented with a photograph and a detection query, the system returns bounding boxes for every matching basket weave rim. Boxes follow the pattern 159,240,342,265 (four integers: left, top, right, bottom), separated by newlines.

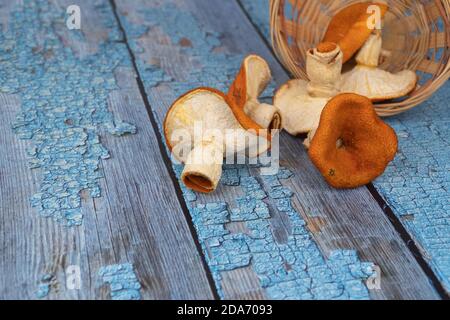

270,0,450,116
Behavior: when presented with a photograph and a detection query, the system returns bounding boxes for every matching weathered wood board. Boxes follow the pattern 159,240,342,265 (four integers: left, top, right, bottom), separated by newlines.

240,0,450,296
0,0,447,300
0,0,213,299
114,0,441,299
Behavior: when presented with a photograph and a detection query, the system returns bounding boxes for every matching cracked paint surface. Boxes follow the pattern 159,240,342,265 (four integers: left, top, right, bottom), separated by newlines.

243,0,450,292
98,263,142,300
1,0,135,226
193,166,374,299
118,0,375,300
119,2,276,98
36,273,53,299
36,283,50,299
373,90,450,291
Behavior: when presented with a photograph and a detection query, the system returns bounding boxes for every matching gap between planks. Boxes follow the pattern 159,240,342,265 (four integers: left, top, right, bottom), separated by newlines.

108,0,221,300
235,0,449,300
110,0,442,300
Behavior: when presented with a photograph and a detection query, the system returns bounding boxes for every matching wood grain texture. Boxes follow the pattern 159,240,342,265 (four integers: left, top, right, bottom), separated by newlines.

0,0,213,299
115,0,440,299
240,0,450,296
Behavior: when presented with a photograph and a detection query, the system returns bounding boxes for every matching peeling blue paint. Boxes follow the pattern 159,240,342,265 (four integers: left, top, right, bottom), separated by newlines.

119,3,276,98
36,283,50,299
36,273,53,299
242,0,450,292
374,90,450,291
221,167,241,186
133,147,376,299
194,166,374,300
98,263,141,300
1,0,136,226
118,1,374,300
122,5,241,95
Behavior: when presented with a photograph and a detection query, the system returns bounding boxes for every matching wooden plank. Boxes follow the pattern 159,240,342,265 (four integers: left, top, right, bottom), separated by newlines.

116,0,441,299
241,0,450,296
0,0,214,299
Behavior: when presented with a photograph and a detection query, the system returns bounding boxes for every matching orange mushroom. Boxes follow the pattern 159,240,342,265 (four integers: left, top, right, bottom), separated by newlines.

308,93,397,189
323,2,388,63
275,42,343,136
228,55,282,130
164,88,271,193
340,32,418,101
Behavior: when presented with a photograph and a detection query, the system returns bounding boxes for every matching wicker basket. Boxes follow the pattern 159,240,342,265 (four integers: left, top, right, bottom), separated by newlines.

270,0,450,116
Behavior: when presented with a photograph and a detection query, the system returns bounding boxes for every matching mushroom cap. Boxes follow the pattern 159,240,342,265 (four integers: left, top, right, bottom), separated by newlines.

323,2,388,63
228,55,281,129
228,54,271,103
164,87,269,162
274,79,329,135
308,93,398,189
340,66,418,101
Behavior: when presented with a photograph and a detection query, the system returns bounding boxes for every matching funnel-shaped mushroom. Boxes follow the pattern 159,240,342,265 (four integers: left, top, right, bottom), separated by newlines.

228,55,282,130
308,93,398,189
323,2,388,63
164,88,270,193
340,33,418,101
274,43,343,135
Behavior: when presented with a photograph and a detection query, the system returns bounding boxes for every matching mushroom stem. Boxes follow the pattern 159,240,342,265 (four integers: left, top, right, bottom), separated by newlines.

244,100,282,130
181,142,223,193
355,33,382,67
339,32,417,101
306,45,343,98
